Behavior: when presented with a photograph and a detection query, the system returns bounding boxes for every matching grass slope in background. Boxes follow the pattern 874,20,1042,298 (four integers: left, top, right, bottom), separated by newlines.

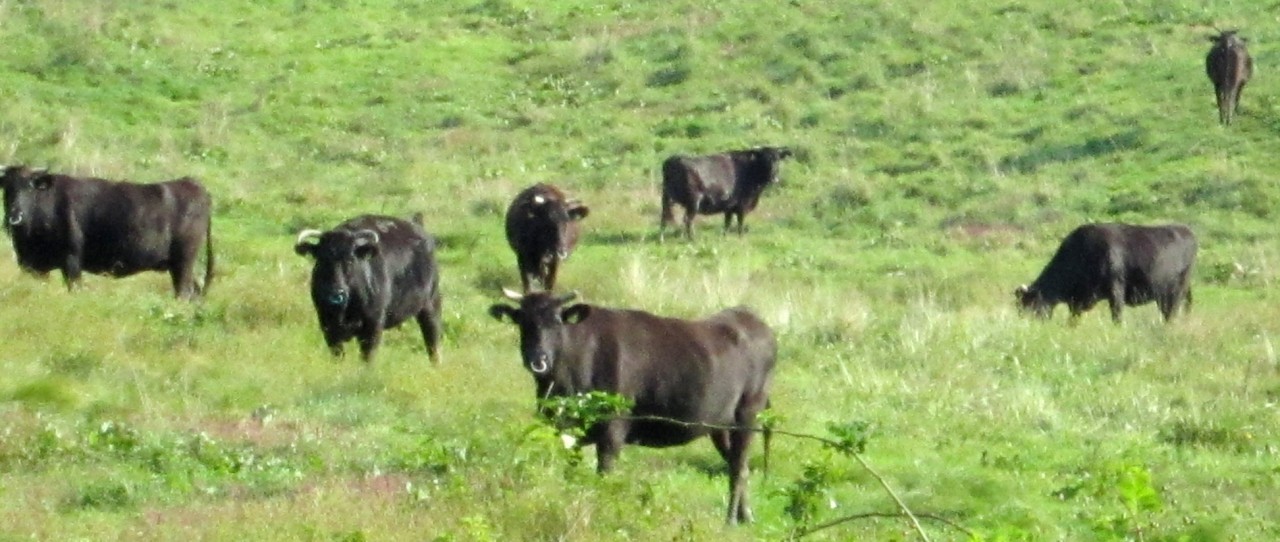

1,0,1278,540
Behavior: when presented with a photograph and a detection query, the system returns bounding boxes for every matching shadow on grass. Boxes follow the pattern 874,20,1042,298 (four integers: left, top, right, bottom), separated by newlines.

1000,128,1146,174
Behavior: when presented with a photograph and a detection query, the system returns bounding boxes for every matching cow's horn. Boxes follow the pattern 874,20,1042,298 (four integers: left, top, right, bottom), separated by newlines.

502,287,524,301
295,229,323,245
556,291,578,304
354,229,380,247
1015,284,1029,295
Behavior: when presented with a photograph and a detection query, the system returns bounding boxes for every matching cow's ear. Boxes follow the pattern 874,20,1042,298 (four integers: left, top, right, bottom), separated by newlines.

561,304,590,324
354,243,379,260
568,204,589,220
294,243,316,258
489,304,520,323
33,175,53,190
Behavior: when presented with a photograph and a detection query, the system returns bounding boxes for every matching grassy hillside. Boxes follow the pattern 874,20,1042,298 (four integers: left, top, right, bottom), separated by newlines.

1,0,1278,540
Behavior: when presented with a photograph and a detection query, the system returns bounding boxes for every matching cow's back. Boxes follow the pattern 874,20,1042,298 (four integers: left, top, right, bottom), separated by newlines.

1117,224,1196,281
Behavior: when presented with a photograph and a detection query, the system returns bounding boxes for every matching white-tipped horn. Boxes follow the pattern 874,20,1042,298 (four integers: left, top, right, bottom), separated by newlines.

557,291,578,304
295,229,323,245
354,229,380,247
503,287,524,301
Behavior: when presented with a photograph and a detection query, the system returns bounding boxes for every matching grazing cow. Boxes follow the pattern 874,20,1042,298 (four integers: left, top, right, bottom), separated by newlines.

504,183,589,292
295,214,442,363
1,165,214,299
1205,30,1253,125
660,146,794,239
1015,223,1197,323
488,290,777,524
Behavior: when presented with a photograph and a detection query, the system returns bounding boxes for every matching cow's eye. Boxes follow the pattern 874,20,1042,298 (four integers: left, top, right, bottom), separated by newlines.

327,291,348,305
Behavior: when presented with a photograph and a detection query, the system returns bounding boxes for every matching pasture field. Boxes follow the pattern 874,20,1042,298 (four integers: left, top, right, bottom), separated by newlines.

2,0,1279,540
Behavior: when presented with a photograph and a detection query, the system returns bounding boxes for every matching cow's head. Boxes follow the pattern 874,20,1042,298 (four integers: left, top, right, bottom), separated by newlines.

747,146,794,186
1,166,52,233
295,227,381,308
1208,29,1246,49
528,191,590,259
489,289,588,375
1014,284,1052,318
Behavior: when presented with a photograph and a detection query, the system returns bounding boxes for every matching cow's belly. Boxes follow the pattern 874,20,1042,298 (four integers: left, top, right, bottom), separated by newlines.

625,420,709,448
82,249,169,276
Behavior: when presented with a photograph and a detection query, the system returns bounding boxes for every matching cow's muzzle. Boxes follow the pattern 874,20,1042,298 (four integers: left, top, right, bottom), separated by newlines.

529,354,551,374
325,290,348,306
7,211,23,226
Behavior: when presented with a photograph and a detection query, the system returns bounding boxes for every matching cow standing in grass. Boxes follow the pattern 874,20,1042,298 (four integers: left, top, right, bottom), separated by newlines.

660,146,793,239
1,165,214,299
504,183,589,292
1206,30,1253,125
1015,223,1197,323
488,290,777,524
295,214,442,363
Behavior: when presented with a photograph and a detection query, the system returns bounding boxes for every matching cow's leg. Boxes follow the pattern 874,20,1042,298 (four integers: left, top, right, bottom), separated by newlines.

544,258,559,291
62,228,85,291
1235,81,1247,115
724,423,756,525
170,242,200,300
595,420,628,474
659,193,674,237
1217,88,1231,125
323,333,345,358
1156,288,1176,321
61,256,83,291
1108,282,1125,323
416,308,442,363
516,254,535,293
357,323,383,363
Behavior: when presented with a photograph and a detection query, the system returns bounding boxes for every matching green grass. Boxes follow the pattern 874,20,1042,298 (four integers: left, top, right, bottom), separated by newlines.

2,0,1280,540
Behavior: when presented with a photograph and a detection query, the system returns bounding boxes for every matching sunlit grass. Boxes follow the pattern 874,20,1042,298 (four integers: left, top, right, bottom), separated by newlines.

1,0,1279,539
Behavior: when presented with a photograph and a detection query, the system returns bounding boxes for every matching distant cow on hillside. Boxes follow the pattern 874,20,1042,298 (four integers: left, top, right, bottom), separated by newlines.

660,146,793,239
1205,30,1253,125
504,183,589,292
1015,223,1197,323
488,289,777,524
295,214,442,363
1,165,214,299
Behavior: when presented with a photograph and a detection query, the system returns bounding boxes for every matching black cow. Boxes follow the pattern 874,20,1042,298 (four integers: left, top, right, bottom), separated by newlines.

1015,223,1197,323
660,146,793,239
295,214,442,363
504,183,589,292
1,165,214,299
1205,30,1253,125
488,290,777,524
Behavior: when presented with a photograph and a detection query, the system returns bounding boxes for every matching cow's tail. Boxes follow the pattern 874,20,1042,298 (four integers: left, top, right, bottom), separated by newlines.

201,213,215,295
659,157,679,231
